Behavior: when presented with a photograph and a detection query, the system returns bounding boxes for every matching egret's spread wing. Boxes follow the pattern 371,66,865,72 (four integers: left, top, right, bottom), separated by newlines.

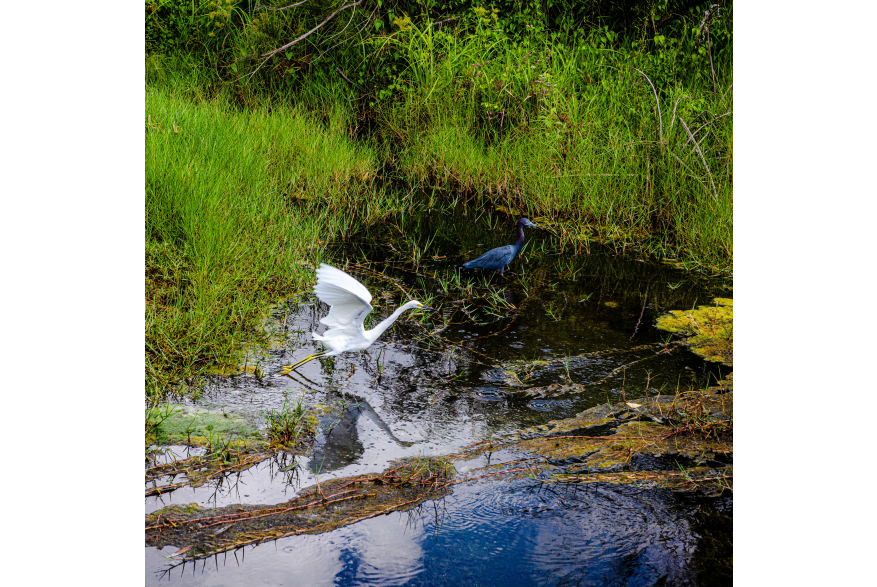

313,264,374,330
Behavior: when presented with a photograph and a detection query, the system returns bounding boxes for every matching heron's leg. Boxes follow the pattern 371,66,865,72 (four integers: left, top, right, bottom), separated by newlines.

279,352,327,375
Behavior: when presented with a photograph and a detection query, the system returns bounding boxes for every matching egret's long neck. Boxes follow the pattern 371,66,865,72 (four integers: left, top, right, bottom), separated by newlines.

366,305,411,342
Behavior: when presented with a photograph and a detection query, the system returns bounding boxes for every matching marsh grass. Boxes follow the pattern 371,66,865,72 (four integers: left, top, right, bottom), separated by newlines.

264,394,313,446
373,21,732,269
146,80,402,400
146,13,732,398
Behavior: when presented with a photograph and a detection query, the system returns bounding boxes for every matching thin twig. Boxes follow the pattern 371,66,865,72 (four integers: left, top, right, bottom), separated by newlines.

262,2,362,59
699,4,721,94
691,111,732,137
255,1,308,11
632,68,663,142
313,3,379,63
667,96,693,138
706,27,716,94
679,118,718,201
318,4,357,46
240,1,363,82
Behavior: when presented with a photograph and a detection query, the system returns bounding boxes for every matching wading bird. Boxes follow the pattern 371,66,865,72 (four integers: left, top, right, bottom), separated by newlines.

279,264,433,374
461,217,539,276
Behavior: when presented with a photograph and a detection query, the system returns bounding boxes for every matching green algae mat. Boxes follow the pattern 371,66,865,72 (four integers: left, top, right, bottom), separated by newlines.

657,298,733,366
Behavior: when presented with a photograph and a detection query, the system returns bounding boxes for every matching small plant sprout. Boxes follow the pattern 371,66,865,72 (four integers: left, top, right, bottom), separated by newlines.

375,346,386,374
264,393,310,447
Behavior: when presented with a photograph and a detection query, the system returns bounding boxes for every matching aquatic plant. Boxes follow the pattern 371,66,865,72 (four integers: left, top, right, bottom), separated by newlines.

263,393,316,446
656,298,732,366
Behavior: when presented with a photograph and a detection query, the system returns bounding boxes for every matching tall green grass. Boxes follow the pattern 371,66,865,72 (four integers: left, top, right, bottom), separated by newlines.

371,20,732,268
146,9,732,398
146,80,390,401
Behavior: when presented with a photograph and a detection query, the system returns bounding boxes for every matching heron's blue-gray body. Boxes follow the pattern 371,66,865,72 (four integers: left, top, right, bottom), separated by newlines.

462,218,537,275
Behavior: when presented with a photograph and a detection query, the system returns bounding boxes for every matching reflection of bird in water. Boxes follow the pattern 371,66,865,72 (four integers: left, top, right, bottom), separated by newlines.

462,218,538,276
279,264,433,374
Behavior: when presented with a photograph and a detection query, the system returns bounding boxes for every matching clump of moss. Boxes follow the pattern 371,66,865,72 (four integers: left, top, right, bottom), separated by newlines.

656,298,732,366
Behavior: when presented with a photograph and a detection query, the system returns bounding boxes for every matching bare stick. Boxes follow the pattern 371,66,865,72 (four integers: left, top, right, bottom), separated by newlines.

238,1,363,82
632,68,663,142
706,26,716,94
261,1,362,60
667,96,693,138
692,110,732,137
255,1,308,11
334,67,365,92
314,3,378,62
699,5,721,94
320,4,357,46
679,118,718,202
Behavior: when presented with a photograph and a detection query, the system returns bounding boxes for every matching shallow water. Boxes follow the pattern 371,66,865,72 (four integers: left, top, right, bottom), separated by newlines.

147,209,732,584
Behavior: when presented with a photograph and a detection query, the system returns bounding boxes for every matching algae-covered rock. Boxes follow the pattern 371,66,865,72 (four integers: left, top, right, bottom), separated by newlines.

656,298,732,366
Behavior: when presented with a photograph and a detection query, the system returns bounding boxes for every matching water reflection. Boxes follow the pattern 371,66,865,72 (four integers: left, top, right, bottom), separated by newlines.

148,479,730,586
148,209,731,583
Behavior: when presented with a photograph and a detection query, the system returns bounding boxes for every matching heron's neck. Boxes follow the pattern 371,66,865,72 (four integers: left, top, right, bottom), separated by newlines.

513,224,526,249
366,305,410,342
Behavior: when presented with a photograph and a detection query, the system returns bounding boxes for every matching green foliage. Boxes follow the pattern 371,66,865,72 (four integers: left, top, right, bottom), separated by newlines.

263,394,314,446
145,0,245,54
144,1,733,397
145,80,379,400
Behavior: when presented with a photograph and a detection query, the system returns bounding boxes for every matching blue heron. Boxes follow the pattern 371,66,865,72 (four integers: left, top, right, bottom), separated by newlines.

279,264,434,374
461,218,539,276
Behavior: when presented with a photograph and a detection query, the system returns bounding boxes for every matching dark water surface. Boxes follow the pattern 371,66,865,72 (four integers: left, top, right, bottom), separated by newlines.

147,209,732,585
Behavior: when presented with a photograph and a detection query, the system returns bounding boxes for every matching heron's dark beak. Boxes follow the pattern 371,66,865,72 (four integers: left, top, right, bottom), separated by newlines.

420,306,435,311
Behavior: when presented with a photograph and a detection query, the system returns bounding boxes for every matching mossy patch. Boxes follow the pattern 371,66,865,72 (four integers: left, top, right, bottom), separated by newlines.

150,405,263,446
656,298,733,366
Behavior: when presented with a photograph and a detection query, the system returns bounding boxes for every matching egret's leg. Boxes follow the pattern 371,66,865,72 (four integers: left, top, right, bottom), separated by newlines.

279,352,327,375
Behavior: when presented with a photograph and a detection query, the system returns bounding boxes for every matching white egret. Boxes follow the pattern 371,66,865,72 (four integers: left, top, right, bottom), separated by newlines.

279,263,433,374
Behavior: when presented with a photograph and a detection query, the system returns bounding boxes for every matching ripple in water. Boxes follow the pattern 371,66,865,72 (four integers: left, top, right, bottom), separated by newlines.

147,479,714,586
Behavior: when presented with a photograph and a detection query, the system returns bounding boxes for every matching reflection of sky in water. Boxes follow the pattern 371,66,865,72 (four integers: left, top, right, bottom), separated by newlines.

148,219,731,584
148,479,711,586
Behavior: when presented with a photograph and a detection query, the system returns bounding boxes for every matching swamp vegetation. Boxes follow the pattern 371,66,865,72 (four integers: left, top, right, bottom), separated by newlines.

146,1,732,583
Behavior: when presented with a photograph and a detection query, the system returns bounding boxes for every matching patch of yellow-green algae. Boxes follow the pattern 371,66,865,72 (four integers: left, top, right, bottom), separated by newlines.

146,405,320,497
148,405,263,446
656,298,733,366
146,457,454,562
446,381,732,496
